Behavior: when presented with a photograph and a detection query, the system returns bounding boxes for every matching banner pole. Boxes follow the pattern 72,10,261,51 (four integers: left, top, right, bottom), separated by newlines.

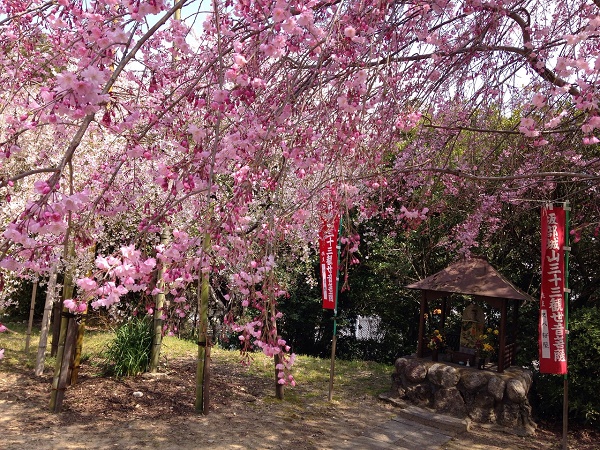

328,314,337,402
562,201,571,450
328,218,343,402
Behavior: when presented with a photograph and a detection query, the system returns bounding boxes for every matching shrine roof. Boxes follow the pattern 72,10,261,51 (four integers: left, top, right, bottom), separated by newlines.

406,257,534,302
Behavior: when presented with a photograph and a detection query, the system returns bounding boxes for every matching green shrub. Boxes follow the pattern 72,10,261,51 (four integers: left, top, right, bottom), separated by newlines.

103,317,153,377
533,305,600,429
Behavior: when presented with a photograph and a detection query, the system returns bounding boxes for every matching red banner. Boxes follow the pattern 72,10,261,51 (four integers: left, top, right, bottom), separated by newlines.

539,205,568,374
319,215,340,310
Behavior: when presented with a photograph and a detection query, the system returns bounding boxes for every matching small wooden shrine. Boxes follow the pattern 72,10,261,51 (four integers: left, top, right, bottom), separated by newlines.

406,257,534,372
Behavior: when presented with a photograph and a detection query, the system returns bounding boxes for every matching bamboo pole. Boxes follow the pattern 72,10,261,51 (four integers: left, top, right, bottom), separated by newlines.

50,294,62,357
24,280,38,352
35,266,57,376
150,229,169,373
203,329,211,413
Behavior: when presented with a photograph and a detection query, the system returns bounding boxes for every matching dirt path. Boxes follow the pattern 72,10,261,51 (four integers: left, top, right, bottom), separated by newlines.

1,359,398,450
0,357,594,450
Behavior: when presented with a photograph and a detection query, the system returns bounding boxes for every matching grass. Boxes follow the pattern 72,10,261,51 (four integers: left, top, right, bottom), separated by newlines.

1,322,393,401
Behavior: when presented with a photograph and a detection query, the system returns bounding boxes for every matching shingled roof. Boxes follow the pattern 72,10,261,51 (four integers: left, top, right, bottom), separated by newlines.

406,257,534,302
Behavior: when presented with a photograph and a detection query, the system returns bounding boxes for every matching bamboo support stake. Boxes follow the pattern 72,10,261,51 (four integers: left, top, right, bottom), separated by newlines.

150,229,169,373
35,266,57,376
50,295,62,357
25,280,38,352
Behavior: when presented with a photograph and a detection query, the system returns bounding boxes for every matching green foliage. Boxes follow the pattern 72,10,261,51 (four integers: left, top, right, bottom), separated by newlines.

277,211,460,364
3,279,48,321
103,317,153,377
278,269,331,358
532,306,600,429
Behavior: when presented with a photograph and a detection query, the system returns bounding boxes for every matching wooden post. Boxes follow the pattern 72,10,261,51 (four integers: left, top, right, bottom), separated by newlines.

440,296,448,332
36,266,57,376
203,332,211,413
417,292,427,357
25,280,38,352
498,298,507,373
512,301,519,345
50,296,62,357
150,229,169,373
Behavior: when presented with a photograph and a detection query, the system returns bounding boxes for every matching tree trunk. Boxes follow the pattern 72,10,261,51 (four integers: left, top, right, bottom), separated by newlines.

195,230,211,414
35,266,58,376
150,229,169,373
24,280,38,352
69,309,86,385
271,299,284,400
49,314,78,412
70,244,96,385
274,353,285,400
49,241,75,412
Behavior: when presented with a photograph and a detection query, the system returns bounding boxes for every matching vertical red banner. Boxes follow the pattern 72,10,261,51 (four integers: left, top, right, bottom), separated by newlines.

319,215,340,310
539,205,568,374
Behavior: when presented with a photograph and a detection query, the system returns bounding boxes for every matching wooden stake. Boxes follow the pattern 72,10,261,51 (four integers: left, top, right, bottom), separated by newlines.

150,229,169,373
35,267,57,376
25,280,38,352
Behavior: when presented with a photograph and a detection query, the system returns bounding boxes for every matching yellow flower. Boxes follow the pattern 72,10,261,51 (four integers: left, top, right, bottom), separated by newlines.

493,329,499,335
487,327,492,333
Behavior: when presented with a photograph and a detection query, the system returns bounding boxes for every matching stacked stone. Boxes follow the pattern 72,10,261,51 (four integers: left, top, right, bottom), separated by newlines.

391,357,536,435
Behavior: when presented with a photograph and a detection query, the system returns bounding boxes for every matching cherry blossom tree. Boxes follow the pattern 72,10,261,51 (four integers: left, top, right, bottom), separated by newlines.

1,0,600,411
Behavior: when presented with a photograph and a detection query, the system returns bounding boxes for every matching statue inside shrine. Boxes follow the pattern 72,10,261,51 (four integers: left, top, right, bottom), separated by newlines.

460,303,485,355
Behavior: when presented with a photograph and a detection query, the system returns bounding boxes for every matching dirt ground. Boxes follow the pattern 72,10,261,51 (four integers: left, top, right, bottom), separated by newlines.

1,356,598,450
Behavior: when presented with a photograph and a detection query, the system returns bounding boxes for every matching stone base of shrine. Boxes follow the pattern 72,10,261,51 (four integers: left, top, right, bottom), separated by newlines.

388,356,537,436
